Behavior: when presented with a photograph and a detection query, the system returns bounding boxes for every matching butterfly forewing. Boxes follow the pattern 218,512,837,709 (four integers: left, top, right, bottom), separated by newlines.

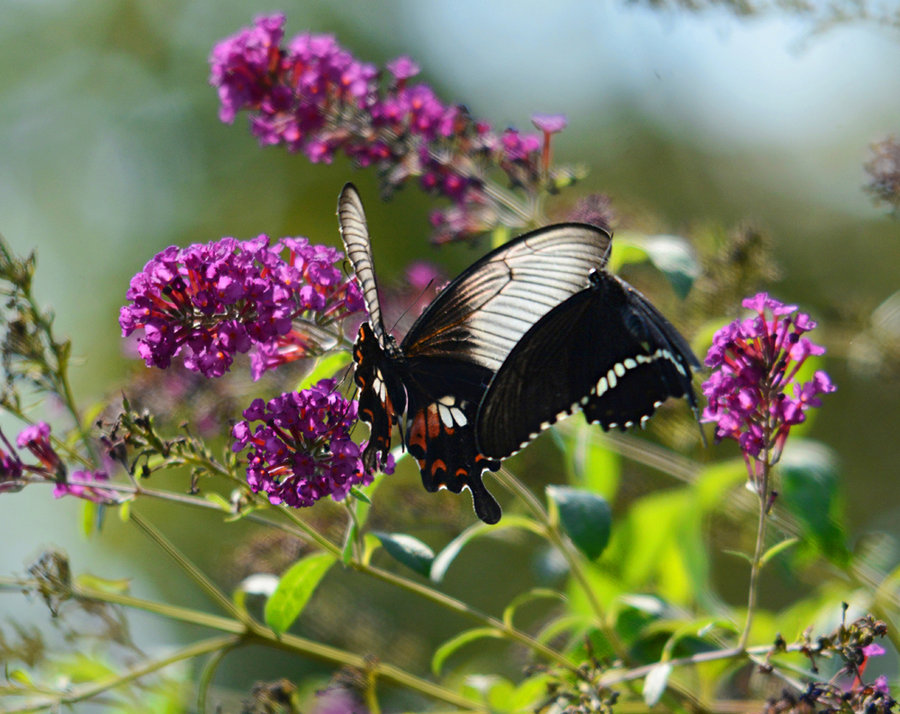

477,271,700,460
338,185,388,342
401,224,612,372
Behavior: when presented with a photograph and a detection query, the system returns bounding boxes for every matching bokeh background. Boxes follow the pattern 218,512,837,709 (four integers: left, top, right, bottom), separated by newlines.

2,0,899,704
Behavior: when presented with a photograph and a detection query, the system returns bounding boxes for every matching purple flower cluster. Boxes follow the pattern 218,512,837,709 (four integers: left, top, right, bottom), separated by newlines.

120,235,363,380
0,422,115,502
232,379,394,508
209,15,569,242
702,293,836,474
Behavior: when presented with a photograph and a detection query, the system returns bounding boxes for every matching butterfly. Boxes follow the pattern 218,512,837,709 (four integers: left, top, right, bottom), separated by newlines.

337,183,612,523
476,266,701,461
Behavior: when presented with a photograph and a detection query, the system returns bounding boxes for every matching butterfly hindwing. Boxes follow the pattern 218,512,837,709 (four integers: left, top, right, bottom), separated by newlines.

403,356,501,524
477,270,700,460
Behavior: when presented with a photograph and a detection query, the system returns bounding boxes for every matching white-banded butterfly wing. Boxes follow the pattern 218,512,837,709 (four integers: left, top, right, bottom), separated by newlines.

337,183,613,523
476,268,700,460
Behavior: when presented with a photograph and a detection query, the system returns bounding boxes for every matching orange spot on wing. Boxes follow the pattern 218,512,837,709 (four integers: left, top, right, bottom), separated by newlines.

408,411,427,451
430,459,448,476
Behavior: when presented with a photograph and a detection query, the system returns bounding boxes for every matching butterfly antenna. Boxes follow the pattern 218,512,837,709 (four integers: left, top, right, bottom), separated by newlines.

388,277,438,335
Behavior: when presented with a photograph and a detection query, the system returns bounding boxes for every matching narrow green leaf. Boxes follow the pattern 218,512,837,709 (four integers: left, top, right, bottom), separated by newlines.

75,573,132,593
349,487,371,504
374,532,434,577
264,553,336,635
203,492,232,510
643,663,673,707
502,588,566,628
8,668,33,685
430,515,542,582
117,500,131,522
722,548,753,564
431,627,503,675
546,486,611,560
297,352,353,391
759,537,801,568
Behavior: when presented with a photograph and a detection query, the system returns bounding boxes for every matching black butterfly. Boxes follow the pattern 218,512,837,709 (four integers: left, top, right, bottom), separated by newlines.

338,183,612,524
476,267,701,461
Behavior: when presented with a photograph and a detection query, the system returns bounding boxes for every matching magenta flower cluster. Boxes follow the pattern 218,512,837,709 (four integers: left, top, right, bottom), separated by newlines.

119,235,363,380
231,378,394,508
209,14,568,242
702,293,836,470
0,422,114,502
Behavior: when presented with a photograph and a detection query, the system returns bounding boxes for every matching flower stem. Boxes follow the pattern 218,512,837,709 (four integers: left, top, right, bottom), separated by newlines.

740,457,771,650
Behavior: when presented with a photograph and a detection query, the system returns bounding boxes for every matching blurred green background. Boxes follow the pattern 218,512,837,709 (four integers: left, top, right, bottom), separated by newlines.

1,0,898,701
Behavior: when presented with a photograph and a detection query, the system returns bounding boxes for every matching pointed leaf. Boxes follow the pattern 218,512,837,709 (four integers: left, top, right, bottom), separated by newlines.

374,532,434,577
264,553,336,635
432,628,503,675
643,663,673,707
547,486,611,560
759,537,800,569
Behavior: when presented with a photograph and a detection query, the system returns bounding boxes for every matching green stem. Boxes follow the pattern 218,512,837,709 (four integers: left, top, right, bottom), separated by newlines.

0,578,484,710
740,457,771,651
129,511,250,625
119,487,574,671
357,560,576,671
3,634,239,714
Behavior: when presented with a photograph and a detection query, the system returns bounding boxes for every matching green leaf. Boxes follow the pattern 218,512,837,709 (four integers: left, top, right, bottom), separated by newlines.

642,234,700,299
778,440,850,566
502,588,566,628
203,492,232,511
297,352,352,391
546,486,611,560
608,235,650,272
430,516,542,582
722,549,753,564
759,538,801,568
264,553,336,635
349,487,371,504
431,627,503,675
374,532,434,577
75,573,132,593
643,663,673,707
